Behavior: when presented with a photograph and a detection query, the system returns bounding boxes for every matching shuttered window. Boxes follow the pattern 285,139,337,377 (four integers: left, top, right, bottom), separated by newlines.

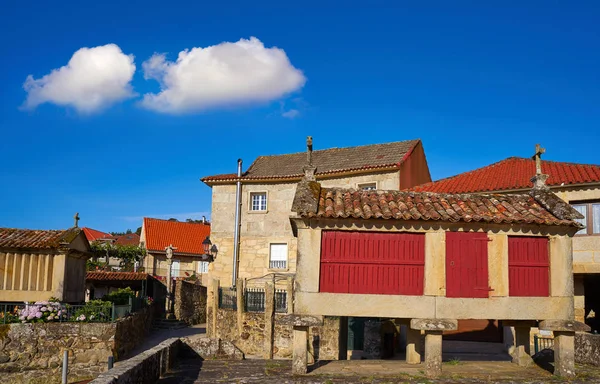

445,232,490,298
319,231,425,295
508,236,549,297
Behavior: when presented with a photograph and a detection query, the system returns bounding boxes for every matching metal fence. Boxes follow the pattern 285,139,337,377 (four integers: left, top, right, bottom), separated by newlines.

245,288,265,312
218,287,237,310
1,297,148,324
534,335,554,353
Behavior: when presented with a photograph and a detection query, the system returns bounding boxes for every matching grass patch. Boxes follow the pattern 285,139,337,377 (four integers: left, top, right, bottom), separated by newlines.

445,357,461,365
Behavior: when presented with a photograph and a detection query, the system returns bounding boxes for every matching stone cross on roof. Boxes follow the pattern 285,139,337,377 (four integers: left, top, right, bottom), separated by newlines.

303,136,316,181
73,212,80,228
532,143,546,175
306,136,313,165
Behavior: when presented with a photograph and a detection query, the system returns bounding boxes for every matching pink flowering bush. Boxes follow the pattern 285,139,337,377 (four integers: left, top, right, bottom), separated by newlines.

18,301,65,323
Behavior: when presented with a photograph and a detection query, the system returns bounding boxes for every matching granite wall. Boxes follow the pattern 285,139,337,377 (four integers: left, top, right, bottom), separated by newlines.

575,332,600,366
174,280,207,325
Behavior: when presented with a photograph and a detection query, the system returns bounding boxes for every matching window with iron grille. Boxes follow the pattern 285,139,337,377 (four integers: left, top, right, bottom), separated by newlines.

218,287,237,310
269,243,287,269
245,288,265,312
275,289,287,313
250,192,267,211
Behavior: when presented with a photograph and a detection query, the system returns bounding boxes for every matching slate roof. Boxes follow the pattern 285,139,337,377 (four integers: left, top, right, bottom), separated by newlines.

143,218,210,255
0,227,82,249
294,187,582,228
411,157,600,194
202,140,420,182
86,271,149,281
82,227,112,242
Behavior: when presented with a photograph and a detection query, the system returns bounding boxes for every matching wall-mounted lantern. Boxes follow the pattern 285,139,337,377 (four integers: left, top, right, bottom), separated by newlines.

202,236,218,261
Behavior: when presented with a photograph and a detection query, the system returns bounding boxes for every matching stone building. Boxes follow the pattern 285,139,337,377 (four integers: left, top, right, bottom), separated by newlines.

0,226,90,303
140,217,211,283
411,154,600,327
289,166,585,377
200,138,431,361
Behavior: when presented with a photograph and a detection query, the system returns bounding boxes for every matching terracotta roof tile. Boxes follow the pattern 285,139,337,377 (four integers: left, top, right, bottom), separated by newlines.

411,157,600,194
143,218,210,255
0,227,82,249
295,187,581,228
82,227,112,242
86,271,149,281
202,140,419,182
110,233,141,246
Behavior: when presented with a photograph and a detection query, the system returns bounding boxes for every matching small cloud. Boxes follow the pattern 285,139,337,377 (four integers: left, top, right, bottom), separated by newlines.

140,37,306,114
22,44,136,113
122,211,210,222
282,109,300,119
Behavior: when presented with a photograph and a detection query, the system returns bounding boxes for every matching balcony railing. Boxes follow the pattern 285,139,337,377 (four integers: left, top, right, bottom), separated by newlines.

269,260,287,270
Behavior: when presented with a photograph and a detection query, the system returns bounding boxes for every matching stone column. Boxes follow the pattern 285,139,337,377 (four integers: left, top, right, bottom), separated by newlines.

210,279,219,337
292,326,309,375
406,328,422,364
511,326,533,367
264,280,275,359
424,331,443,378
236,278,244,335
574,275,585,323
165,258,174,318
363,320,382,359
554,331,575,377
286,276,294,313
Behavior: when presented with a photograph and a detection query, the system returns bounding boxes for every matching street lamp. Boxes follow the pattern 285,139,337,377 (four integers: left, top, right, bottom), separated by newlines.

202,236,218,261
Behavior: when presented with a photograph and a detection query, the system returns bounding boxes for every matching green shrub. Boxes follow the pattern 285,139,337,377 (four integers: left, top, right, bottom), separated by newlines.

102,287,136,305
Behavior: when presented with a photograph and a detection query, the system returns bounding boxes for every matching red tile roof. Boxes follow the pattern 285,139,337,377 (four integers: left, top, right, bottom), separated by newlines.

143,218,210,255
0,227,83,249
202,140,420,183
86,271,149,281
295,187,581,228
82,227,112,242
110,233,141,246
411,157,600,194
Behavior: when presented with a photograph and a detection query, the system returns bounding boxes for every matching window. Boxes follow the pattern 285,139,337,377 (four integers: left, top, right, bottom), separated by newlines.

269,243,288,269
197,261,209,274
250,192,267,211
572,202,600,235
508,236,549,297
358,182,377,191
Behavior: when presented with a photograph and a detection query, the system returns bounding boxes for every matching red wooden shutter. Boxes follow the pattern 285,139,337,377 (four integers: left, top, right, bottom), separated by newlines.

446,232,489,298
320,231,424,295
508,237,549,297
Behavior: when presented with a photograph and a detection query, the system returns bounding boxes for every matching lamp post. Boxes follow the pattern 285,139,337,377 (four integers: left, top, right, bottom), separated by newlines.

165,244,177,319
202,236,218,261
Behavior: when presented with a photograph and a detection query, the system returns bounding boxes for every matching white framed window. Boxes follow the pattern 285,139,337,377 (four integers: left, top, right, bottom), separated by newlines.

572,202,600,235
250,192,267,211
197,261,209,274
358,182,377,191
269,243,288,269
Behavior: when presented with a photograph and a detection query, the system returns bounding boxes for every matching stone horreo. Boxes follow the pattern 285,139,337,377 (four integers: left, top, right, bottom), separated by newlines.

201,138,586,378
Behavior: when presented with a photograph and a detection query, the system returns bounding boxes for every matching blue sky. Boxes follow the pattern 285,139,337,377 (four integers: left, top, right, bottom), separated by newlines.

1,1,599,232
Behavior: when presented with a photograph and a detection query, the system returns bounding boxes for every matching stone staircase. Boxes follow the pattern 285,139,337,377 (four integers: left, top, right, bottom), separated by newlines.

152,317,188,330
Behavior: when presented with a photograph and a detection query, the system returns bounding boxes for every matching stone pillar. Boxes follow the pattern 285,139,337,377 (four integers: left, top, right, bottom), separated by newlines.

424,331,443,378
363,320,381,359
406,328,422,364
165,258,174,318
286,277,294,313
574,275,585,323
514,327,531,355
292,326,309,375
236,278,244,335
554,331,575,377
264,280,275,359
424,232,445,296
210,279,219,337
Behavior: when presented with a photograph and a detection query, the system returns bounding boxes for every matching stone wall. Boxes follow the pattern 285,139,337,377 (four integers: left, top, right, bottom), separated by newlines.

90,338,180,384
213,308,340,360
1,305,156,383
174,280,207,325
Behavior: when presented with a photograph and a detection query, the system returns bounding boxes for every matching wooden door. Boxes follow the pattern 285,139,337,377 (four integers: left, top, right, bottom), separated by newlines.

446,232,489,298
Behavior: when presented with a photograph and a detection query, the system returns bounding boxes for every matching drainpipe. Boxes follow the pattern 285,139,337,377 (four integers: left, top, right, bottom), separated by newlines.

232,159,243,287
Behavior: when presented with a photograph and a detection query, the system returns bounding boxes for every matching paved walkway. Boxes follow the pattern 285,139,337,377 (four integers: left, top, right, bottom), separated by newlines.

157,358,600,383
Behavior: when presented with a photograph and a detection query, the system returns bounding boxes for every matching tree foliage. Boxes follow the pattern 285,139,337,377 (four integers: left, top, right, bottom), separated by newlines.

90,242,146,270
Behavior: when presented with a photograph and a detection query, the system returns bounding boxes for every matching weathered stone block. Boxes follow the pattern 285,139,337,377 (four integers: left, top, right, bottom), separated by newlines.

411,318,457,331
539,320,590,332
277,315,323,327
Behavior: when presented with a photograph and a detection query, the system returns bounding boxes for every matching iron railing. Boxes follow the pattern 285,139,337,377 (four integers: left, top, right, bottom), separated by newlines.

218,287,237,310
275,289,287,313
269,260,287,270
1,297,148,324
534,334,554,354
245,288,265,312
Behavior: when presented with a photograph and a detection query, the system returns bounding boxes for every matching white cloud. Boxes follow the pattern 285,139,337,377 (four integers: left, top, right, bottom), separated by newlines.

282,109,300,119
141,37,306,114
22,44,136,113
